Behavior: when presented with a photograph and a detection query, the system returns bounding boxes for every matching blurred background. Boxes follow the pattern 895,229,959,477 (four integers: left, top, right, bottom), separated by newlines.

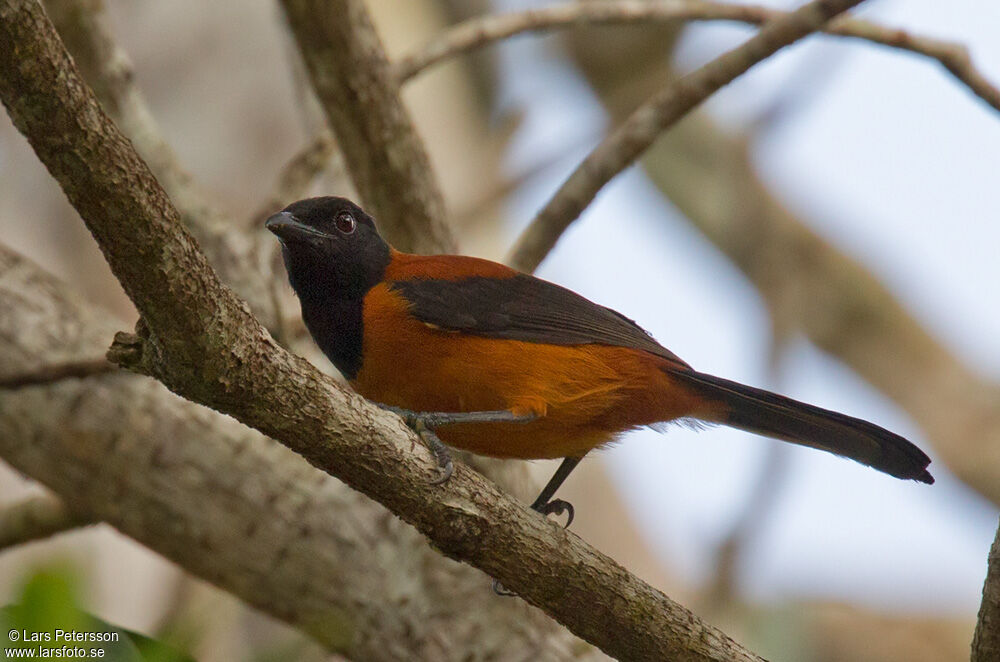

1,0,998,660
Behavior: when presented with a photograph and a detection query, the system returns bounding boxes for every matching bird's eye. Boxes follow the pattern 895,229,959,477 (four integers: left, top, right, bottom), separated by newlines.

335,211,356,235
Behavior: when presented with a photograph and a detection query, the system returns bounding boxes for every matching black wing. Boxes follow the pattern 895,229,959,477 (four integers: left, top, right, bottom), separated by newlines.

389,274,687,366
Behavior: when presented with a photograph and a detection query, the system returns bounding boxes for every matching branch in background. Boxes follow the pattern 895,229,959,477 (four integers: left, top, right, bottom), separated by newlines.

507,0,867,272
248,131,340,346
395,0,1000,114
278,0,455,254
0,245,596,661
248,130,339,228
0,3,761,659
660,111,1000,506
0,494,95,552
703,444,790,616
0,358,115,388
973,519,1000,662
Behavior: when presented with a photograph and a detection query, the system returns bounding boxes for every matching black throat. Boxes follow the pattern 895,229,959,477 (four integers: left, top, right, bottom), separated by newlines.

281,241,390,381
298,290,368,380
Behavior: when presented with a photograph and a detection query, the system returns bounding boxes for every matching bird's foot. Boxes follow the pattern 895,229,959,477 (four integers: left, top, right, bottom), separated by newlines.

413,418,454,485
383,406,455,484
534,498,575,529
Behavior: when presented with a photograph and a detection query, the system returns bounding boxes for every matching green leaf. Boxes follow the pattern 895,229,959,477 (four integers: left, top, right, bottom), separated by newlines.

2,564,195,662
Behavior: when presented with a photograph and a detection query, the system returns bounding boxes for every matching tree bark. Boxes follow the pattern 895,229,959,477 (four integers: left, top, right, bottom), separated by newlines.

972,520,1000,662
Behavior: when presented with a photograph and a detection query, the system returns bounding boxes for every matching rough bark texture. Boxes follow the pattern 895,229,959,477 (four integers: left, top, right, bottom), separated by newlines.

279,0,455,254
10,3,582,659
972,521,1000,662
0,2,762,660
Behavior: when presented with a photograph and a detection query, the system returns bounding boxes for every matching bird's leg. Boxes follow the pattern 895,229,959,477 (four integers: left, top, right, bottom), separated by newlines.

385,406,537,427
381,405,536,484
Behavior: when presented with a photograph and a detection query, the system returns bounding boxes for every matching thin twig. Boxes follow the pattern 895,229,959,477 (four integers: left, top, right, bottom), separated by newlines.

508,0,868,272
973,519,1000,662
0,494,95,552
0,358,117,388
395,0,1000,114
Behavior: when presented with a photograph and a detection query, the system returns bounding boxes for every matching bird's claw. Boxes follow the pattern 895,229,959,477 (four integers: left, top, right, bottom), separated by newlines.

428,455,454,485
537,498,575,529
491,578,516,597
386,406,456,486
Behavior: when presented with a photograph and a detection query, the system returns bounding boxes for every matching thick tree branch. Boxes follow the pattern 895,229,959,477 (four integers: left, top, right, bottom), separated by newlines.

974,519,1000,661
0,245,594,660
46,0,519,489
278,0,455,254
508,0,867,272
42,0,207,228
973,519,1000,662
395,0,1000,114
0,494,94,551
0,2,760,659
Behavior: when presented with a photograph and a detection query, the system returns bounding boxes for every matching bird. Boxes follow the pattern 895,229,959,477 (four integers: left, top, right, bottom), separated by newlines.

266,196,933,525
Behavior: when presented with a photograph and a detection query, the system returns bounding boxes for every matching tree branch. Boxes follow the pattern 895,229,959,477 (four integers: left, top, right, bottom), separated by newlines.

0,358,115,388
0,493,94,551
507,0,867,272
0,2,760,659
0,244,594,660
973,519,1000,662
394,0,1000,114
278,0,455,254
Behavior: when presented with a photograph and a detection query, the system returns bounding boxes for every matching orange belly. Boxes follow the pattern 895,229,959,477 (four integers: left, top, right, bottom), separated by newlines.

351,284,709,459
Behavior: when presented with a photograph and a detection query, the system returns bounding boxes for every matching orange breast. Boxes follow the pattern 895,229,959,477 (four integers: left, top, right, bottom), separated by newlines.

352,284,708,459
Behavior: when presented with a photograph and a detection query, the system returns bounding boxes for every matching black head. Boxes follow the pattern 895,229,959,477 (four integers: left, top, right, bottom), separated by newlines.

266,197,390,301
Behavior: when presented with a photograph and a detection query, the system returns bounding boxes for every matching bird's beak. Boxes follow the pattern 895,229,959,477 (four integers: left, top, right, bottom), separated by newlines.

265,211,327,242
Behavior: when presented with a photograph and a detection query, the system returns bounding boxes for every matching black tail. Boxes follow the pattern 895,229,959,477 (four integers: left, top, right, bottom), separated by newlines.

670,369,933,484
